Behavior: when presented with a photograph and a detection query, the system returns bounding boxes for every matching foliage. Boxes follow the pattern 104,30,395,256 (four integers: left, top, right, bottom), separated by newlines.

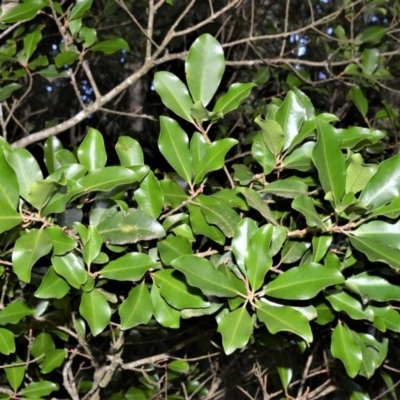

1,0,400,399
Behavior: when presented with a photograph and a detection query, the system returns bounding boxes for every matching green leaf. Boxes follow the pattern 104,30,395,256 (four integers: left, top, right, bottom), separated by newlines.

78,165,148,193
251,132,275,174
368,306,400,333
7,148,43,202
21,381,59,397
260,179,308,199
348,235,400,269
38,64,70,80
161,179,188,208
232,218,258,274
217,307,253,355
158,236,191,265
23,26,42,59
292,194,325,228
312,119,346,202
54,50,80,67
245,225,273,291
135,171,163,218
115,136,144,166
172,255,240,297
361,26,387,44
0,328,15,355
80,26,97,48
346,154,377,194
0,83,21,101
0,0,46,23
254,116,284,156
193,195,241,238
185,34,225,106
362,48,379,75
79,289,111,336
70,0,93,19
28,178,60,211
82,226,102,267
345,272,400,301
325,291,373,321
368,197,400,219
100,252,158,281
154,72,194,123
0,301,34,325
275,91,305,150
77,128,107,171
43,136,63,174
12,229,53,283
193,138,238,184
359,151,400,210
349,87,368,118
168,360,189,373
41,349,66,374
264,263,344,300
0,150,19,208
5,358,25,391
151,285,180,328
312,235,332,263
158,116,192,184
98,208,165,244
119,282,152,329
35,266,70,299
46,226,77,256
352,220,400,249
0,201,22,234
339,127,385,150
256,299,313,343
280,240,310,264
282,141,315,171
90,38,130,54
213,82,256,115
31,332,55,359
331,322,362,378
152,269,209,309
287,119,317,152
52,253,87,289
237,187,277,225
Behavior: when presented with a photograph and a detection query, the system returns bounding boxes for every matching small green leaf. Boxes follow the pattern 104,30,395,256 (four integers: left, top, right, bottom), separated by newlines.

158,116,192,184
256,299,313,343
23,26,41,59
54,50,80,67
251,132,275,174
79,289,111,336
346,154,377,194
12,229,53,283
172,255,240,297
100,252,158,281
52,253,87,289
0,201,22,234
158,236,191,265
77,128,107,171
349,87,368,118
264,263,344,300
154,72,194,123
361,26,387,44
80,26,97,48
115,136,144,166
0,83,21,101
35,266,70,299
185,34,225,106
260,179,308,199
43,136,63,174
281,240,311,264
0,0,46,23
331,322,362,378
0,328,15,355
368,197,400,219
90,38,130,54
213,82,256,115
41,349,67,374
312,235,332,263
292,194,325,228
217,307,253,355
0,150,19,208
5,358,25,391
21,381,59,397
31,332,55,359
282,141,315,171
46,226,77,256
0,301,34,325
325,291,374,321
70,0,93,19
119,282,152,329
135,171,164,218
151,284,180,328
362,48,379,75
168,360,189,373
254,116,284,156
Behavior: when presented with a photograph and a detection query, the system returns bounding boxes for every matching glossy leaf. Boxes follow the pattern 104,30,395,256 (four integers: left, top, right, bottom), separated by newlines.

115,136,144,166
0,301,34,325
274,91,305,150
151,284,180,328
5,359,25,392
30,332,55,359
251,132,275,174
154,72,194,122
12,229,52,283
339,127,385,149
46,226,77,256
100,252,158,281
331,322,362,378
0,150,19,208
185,34,225,106
119,283,152,329
135,171,163,218
158,236,191,265
312,119,345,202
0,83,21,101
79,289,111,336
0,0,46,23
158,116,192,183
161,179,188,208
312,235,332,263
77,128,107,171
260,179,308,199
0,328,15,355
245,225,273,290
172,255,239,297
0,201,22,234
254,116,284,156
345,272,400,301
35,266,70,299
213,82,256,115
292,194,325,228
52,253,87,289
21,381,59,397
346,154,377,194
264,263,344,300
217,307,253,355
256,299,313,343
368,197,400,219
41,349,67,374
90,38,130,54
98,208,165,244
281,240,311,264
352,220,400,249
282,141,315,171
70,0,93,20
43,136,63,174
152,269,209,309
325,291,373,321
368,306,400,333
349,86,368,118
82,226,103,267
359,151,400,210
362,48,379,75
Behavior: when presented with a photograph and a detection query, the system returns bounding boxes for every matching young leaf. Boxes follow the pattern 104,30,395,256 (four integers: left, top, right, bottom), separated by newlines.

346,154,377,194
119,283,153,329
339,127,385,150
154,72,194,123
263,263,344,300
217,306,253,355
312,119,346,203
213,82,256,115
0,328,15,355
254,116,284,156
79,289,111,336
158,116,192,184
77,128,107,171
185,34,225,106
43,136,63,174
